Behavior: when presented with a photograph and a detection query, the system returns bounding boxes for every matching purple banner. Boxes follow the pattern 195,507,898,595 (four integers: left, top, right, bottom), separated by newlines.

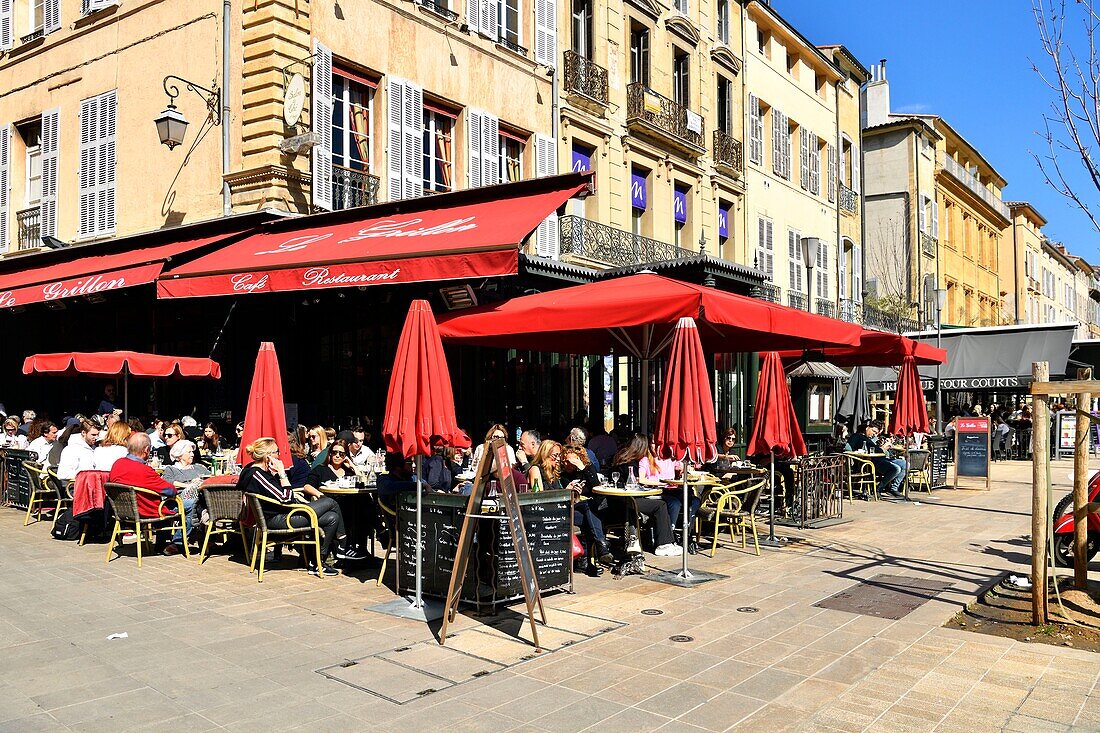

572,144,592,173
631,172,647,210
674,187,687,224
718,203,729,238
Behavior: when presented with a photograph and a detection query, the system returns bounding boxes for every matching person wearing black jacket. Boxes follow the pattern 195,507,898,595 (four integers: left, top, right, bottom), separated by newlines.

422,435,460,492
561,445,614,569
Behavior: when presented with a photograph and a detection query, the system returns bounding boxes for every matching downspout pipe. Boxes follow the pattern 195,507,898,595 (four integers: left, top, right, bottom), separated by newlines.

1012,218,1021,324
222,0,232,216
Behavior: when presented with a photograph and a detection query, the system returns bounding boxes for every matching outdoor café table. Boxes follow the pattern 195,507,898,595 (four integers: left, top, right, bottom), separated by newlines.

592,484,661,553
318,481,379,558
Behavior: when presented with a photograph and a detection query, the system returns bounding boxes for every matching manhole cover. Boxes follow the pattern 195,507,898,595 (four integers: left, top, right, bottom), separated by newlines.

814,574,953,620
669,635,694,643
641,609,663,616
736,606,759,613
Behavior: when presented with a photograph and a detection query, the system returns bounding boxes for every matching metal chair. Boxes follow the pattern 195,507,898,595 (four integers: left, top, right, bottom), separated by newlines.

695,477,766,557
376,496,398,589
198,481,252,565
246,493,322,583
104,483,190,567
845,454,878,501
22,461,69,526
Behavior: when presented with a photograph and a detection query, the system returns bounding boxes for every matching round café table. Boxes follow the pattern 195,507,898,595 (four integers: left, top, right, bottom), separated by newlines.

318,482,379,558
591,485,662,555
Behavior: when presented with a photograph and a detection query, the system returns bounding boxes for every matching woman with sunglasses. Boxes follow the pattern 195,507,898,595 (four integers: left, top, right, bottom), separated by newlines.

307,425,328,467
526,440,564,492
154,422,185,464
304,439,366,561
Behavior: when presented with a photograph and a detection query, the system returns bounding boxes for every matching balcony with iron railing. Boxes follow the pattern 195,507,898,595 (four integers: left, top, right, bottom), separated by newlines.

558,215,696,267
563,50,608,109
16,208,40,251
713,129,743,177
21,28,44,44
416,0,458,20
497,35,527,57
815,299,835,318
920,231,937,258
787,292,807,311
331,166,379,210
862,303,919,334
939,153,1011,220
752,283,781,303
626,83,704,154
838,299,861,324
839,184,858,214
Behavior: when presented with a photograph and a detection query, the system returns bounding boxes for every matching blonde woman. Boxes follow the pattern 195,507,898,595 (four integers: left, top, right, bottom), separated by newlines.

93,421,132,471
307,425,328,466
527,439,563,492
238,437,346,576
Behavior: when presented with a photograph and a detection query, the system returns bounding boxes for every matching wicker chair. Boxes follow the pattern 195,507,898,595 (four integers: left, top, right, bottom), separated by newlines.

245,493,322,583
104,483,190,567
22,461,70,526
376,496,398,589
696,477,766,557
845,454,879,501
906,450,932,494
198,481,252,565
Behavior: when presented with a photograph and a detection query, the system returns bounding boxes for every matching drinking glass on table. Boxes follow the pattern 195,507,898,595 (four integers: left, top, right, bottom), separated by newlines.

611,471,620,488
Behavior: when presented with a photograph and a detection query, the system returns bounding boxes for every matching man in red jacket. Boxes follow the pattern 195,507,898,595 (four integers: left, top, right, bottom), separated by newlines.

108,432,194,555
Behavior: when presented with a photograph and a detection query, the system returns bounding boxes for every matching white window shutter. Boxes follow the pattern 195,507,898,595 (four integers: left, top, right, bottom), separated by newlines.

311,40,334,211
98,91,116,235
782,114,791,179
86,0,117,11
810,138,820,195
466,0,480,33
79,91,116,238
467,109,483,189
44,0,59,33
481,113,499,185
534,0,557,68
839,244,847,300
932,194,940,238
918,195,927,234
748,95,762,164
402,82,423,199
39,108,59,243
799,128,808,190
534,133,558,257
772,109,783,177
853,243,862,301
852,142,860,193
0,0,12,51
0,125,8,251
480,0,498,39
386,78,405,202
827,143,836,202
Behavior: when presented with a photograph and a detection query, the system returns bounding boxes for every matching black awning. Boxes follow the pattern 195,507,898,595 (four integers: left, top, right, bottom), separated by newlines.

866,323,1076,392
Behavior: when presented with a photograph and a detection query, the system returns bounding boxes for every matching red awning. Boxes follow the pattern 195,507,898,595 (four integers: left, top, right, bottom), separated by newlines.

778,329,948,367
23,351,221,378
157,174,593,299
0,233,243,309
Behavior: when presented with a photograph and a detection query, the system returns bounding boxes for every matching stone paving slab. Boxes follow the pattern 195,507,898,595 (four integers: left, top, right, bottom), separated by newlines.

0,460,1097,732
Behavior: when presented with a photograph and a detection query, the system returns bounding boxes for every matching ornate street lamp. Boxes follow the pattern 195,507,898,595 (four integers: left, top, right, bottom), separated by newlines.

800,237,821,313
155,75,221,150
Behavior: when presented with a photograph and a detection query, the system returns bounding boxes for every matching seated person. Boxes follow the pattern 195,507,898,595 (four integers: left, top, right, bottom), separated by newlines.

238,437,347,576
422,435,459,492
108,432,194,555
527,439,564,492
560,445,613,569
161,440,212,486
285,433,312,488
609,435,680,557
304,439,366,561
845,420,907,498
704,427,741,479
468,424,516,479
58,420,100,481
376,451,419,498
93,422,132,471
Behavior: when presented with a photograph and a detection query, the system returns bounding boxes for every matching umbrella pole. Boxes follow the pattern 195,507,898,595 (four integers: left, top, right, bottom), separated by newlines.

678,463,692,579
123,369,129,420
413,454,424,610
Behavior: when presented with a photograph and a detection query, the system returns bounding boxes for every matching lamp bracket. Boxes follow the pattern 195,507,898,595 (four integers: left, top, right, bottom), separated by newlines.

163,75,221,124
281,51,319,91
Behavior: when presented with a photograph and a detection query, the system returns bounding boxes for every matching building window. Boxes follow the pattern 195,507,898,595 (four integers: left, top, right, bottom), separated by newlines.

771,108,790,179
816,241,829,299
331,72,375,210
672,48,689,107
748,95,764,165
717,75,733,135
571,0,592,57
673,183,690,247
499,0,520,47
718,199,731,253
757,28,768,57
20,122,41,207
756,216,774,278
716,0,729,44
78,90,117,238
786,51,798,78
422,107,456,193
630,24,650,86
673,0,687,15
30,0,44,32
788,228,803,294
500,132,523,183
631,166,649,236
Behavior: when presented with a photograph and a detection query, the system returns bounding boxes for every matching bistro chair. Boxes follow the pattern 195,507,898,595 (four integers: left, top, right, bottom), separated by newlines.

22,461,70,526
246,493,322,583
845,454,878,501
198,480,252,565
376,496,398,589
906,450,932,494
104,483,190,567
696,476,766,557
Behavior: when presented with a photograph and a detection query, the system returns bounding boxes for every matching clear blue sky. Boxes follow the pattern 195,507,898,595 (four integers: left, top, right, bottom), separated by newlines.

772,0,1099,262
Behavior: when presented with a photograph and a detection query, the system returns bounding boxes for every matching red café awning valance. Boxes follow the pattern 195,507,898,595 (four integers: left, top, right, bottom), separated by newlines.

23,351,221,378
778,328,948,367
157,174,593,299
0,232,245,309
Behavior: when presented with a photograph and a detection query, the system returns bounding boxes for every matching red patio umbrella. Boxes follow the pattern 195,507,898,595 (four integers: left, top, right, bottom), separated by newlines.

23,350,221,417
748,352,807,547
777,329,947,368
652,317,718,583
381,300,462,618
236,343,291,467
889,355,931,437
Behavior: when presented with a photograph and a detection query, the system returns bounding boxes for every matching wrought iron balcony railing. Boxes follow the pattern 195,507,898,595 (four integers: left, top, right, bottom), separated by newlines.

17,207,40,251
839,184,858,214
815,299,835,318
563,50,608,106
713,129,743,175
939,153,1011,219
752,283,781,303
417,0,458,20
21,28,44,44
558,215,695,267
331,166,379,211
787,292,807,311
498,35,527,56
626,83,704,150
920,231,937,258
838,299,861,323
862,303,919,334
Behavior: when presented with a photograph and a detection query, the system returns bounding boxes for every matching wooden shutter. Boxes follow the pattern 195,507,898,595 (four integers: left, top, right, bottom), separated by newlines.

0,125,8,251
402,82,423,199
817,242,828,298
782,114,791,179
386,78,405,201
838,243,848,300
827,143,836,203
39,109,59,243
79,90,117,238
86,0,116,11
799,128,809,190
932,194,939,238
43,0,60,34
757,216,775,277
311,40,334,211
0,0,12,52
481,113,499,185
748,95,762,164
810,138,820,195
772,109,783,177
851,139,860,193
918,195,927,233
852,243,862,300
534,0,556,68
480,0,499,39
466,0,480,33
534,134,558,257
788,229,801,293
467,109,483,189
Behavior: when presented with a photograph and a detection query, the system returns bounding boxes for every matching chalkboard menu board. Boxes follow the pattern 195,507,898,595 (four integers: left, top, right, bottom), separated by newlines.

927,436,949,488
1,449,36,508
954,418,990,490
398,491,572,604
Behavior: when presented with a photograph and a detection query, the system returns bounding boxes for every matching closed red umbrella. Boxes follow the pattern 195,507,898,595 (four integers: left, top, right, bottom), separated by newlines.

748,352,806,548
889,355,931,436
236,343,291,467
652,318,719,584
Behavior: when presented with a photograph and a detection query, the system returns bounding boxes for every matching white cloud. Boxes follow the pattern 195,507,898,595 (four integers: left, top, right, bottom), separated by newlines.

896,103,932,114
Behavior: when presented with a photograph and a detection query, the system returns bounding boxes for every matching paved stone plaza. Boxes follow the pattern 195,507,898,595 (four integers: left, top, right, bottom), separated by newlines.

1,460,1098,733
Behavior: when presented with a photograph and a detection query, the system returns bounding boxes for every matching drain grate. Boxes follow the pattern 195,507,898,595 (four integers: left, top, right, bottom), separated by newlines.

814,574,953,620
